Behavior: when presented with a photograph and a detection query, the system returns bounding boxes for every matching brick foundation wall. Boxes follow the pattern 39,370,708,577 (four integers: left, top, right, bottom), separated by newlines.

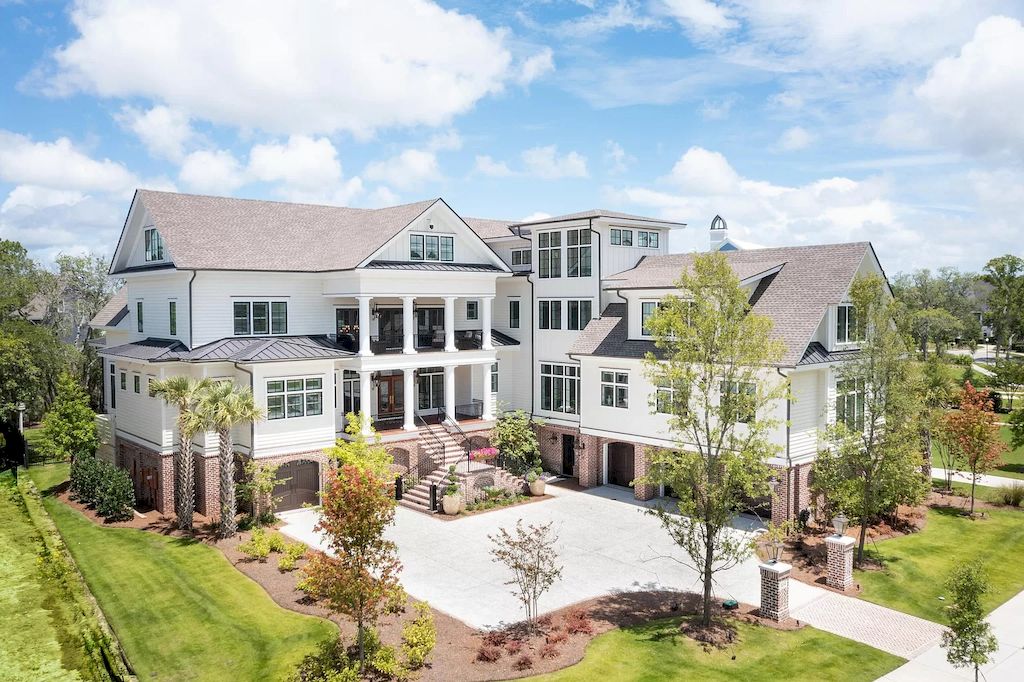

116,440,174,514
770,462,815,525
195,454,220,519
535,423,580,475
537,425,656,501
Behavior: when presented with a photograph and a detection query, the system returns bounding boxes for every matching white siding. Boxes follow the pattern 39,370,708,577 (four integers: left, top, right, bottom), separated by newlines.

123,274,191,344
251,360,336,457
370,206,502,266
493,276,531,412
789,369,823,463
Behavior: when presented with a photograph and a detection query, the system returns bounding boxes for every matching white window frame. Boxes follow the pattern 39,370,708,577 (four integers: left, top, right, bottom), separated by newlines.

509,299,520,329
144,228,164,262
340,370,361,416
136,300,144,333
655,380,684,415
266,376,324,420
410,233,454,262
233,300,288,336
610,228,633,247
539,363,579,414
132,374,141,394
836,377,866,431
720,380,756,424
641,300,660,337
466,300,479,321
836,304,862,345
490,362,498,393
168,300,177,336
600,370,629,409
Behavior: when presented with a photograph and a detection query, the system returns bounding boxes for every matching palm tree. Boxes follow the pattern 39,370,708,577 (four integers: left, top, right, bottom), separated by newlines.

198,382,264,537
150,376,213,532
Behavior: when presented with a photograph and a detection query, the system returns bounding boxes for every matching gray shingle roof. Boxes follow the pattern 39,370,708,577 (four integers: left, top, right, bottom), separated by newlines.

580,242,873,366
568,304,660,359
122,190,438,274
511,209,686,228
463,217,517,240
89,286,128,327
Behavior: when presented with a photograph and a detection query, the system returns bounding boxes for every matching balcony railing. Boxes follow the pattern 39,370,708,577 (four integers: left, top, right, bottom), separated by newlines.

367,330,490,354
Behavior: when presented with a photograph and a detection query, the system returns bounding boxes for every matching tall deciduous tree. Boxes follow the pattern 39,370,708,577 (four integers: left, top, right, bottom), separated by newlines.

299,465,402,671
892,267,978,357
0,334,41,465
150,375,213,531
40,372,98,462
198,381,264,537
944,383,1006,516
919,356,957,478
981,255,1024,359
942,561,999,682
489,520,563,625
813,275,926,566
640,252,787,628
328,412,393,479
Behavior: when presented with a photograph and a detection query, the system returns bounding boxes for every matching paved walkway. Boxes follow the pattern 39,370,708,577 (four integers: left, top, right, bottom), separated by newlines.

879,589,1024,681
933,467,1022,489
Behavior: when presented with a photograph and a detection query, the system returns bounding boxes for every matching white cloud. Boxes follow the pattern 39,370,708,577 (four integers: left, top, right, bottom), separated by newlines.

1,185,85,213
519,211,552,222
655,0,736,39
517,47,555,85
0,194,125,264
43,0,524,137
699,95,737,120
604,140,634,174
558,1,662,38
777,126,814,152
0,130,135,193
521,145,589,179
664,146,740,194
426,130,463,152
116,104,193,162
364,149,440,190
178,149,245,194
248,135,341,190
474,155,515,177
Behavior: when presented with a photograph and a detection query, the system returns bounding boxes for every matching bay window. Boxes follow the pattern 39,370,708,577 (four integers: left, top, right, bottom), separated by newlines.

267,377,323,420
540,363,579,414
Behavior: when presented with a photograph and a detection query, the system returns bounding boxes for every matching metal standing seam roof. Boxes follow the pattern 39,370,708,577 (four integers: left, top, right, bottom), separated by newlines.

365,260,504,273
797,342,861,366
576,242,874,367
89,286,129,327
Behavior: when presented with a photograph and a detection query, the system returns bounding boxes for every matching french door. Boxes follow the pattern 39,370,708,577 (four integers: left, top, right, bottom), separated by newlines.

417,367,444,412
376,373,404,416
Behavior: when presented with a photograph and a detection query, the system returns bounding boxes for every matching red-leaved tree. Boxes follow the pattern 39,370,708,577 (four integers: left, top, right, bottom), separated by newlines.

299,464,402,670
944,382,1007,516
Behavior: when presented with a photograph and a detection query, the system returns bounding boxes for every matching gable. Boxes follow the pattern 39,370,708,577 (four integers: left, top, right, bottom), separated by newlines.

109,193,177,274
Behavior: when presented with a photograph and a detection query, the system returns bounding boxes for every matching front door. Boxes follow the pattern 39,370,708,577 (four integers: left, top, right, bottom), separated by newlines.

561,434,575,476
607,442,635,488
376,374,404,417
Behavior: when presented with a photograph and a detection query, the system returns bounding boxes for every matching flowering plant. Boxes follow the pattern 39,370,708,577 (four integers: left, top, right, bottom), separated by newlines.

469,447,499,462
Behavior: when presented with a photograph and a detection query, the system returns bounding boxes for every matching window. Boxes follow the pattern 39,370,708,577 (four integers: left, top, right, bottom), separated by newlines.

721,381,756,423
836,304,862,344
638,231,649,248
567,300,592,330
267,377,323,420
836,378,866,431
120,372,126,390
490,363,498,393
538,231,561,278
509,300,520,328
233,301,288,336
511,249,531,267
538,300,562,330
540,363,579,414
147,376,156,398
144,228,163,261
466,301,479,320
641,301,659,336
634,230,660,248
649,231,659,248
417,367,445,410
136,301,144,333
341,370,361,416
611,228,633,246
108,363,116,409
133,375,140,394
600,371,629,408
655,380,685,415
411,234,454,262
567,229,592,277
168,301,177,335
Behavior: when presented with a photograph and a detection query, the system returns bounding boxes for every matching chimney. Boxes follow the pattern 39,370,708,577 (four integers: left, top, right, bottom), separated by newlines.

709,215,728,251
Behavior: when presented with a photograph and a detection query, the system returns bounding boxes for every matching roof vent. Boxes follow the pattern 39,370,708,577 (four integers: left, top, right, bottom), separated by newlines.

709,215,729,251
710,215,727,231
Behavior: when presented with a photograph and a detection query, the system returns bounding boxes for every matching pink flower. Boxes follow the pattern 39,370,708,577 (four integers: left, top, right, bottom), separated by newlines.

469,447,499,461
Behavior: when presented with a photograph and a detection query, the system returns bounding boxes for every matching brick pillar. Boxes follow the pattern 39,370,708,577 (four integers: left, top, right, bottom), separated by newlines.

194,454,221,519
633,445,656,501
577,435,601,488
759,562,791,622
157,452,174,514
825,535,856,590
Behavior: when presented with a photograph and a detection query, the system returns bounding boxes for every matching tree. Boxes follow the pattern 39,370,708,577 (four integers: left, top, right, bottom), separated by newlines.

944,383,1006,516
40,372,98,462
44,253,117,348
992,359,1024,411
489,520,563,626
981,255,1024,359
0,239,41,320
150,375,214,531
639,251,787,627
814,275,926,566
909,308,963,358
327,412,393,479
0,333,41,465
299,465,402,672
1010,408,1024,451
941,561,999,682
198,381,264,537
491,409,541,475
893,267,978,356
932,418,963,492
237,459,287,526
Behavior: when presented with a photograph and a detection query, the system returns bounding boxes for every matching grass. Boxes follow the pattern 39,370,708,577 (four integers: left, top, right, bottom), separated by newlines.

994,425,1024,480
932,478,1024,505
530,616,903,682
857,506,1024,622
0,470,84,681
27,463,337,681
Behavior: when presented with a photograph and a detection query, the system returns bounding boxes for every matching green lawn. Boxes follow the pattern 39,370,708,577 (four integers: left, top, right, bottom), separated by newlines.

858,506,1024,622
27,464,337,681
994,425,1024,480
530,617,903,682
0,470,84,681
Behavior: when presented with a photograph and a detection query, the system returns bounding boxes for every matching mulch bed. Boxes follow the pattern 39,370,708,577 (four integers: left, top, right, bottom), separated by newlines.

431,493,553,521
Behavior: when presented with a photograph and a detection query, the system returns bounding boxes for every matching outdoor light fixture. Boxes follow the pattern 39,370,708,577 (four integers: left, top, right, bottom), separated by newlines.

769,540,784,563
832,514,849,537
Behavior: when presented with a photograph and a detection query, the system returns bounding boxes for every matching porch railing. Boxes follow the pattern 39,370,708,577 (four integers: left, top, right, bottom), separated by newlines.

370,332,444,354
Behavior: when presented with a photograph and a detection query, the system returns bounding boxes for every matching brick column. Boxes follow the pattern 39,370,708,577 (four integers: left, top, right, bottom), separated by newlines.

825,535,856,590
759,561,791,622
633,445,656,501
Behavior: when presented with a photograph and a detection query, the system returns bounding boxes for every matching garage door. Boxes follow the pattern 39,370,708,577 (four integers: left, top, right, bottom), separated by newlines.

274,460,320,511
607,442,635,488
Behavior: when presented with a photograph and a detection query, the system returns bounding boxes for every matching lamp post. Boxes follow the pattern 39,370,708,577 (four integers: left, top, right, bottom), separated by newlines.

769,539,785,563
832,513,849,537
16,402,27,467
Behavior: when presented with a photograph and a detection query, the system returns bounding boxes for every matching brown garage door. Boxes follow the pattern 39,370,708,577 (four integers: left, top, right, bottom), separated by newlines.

274,460,320,511
607,442,635,488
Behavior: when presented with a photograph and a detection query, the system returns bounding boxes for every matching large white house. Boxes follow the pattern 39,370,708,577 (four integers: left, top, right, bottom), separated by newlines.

91,190,885,523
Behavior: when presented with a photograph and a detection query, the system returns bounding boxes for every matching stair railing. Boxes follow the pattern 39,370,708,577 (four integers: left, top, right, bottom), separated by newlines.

415,413,450,478
438,407,472,475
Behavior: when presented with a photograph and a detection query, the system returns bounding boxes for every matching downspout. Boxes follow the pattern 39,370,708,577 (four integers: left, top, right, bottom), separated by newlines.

187,270,198,350
234,362,255,456
527,269,536,416
776,366,793,521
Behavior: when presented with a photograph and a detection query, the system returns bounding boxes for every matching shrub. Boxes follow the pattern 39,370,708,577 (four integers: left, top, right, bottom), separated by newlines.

564,608,594,635
996,482,1024,507
540,642,560,659
40,372,98,462
536,614,553,628
289,637,359,682
476,645,501,663
70,455,102,505
492,410,541,475
239,528,272,561
267,531,287,553
481,631,506,648
546,630,568,645
505,638,523,655
513,654,534,671
400,602,436,671
94,466,135,521
278,541,308,571
368,641,402,679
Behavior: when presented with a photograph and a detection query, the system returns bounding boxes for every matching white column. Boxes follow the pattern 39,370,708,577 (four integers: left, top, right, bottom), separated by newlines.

481,296,493,350
444,296,457,352
481,363,494,420
444,365,456,422
403,368,416,431
357,296,372,356
402,295,416,354
359,370,372,435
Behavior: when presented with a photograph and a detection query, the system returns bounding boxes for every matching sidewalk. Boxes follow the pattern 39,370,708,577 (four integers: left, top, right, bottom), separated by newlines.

878,589,1024,681
932,467,1021,489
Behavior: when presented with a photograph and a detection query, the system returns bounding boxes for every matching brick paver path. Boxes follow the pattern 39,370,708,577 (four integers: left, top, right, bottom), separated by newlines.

792,592,945,659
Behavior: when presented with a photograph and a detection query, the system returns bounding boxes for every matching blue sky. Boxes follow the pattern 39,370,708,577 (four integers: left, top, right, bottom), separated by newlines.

1,0,1023,273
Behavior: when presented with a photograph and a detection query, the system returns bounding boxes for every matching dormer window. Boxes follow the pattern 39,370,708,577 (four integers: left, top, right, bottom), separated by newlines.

144,228,164,262
836,304,862,344
410,234,454,262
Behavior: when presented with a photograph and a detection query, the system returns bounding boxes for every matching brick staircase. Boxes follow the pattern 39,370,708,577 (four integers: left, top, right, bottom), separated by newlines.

399,424,471,513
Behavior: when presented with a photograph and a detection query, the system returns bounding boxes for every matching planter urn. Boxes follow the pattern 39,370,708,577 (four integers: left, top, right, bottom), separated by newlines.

528,479,546,496
442,493,461,515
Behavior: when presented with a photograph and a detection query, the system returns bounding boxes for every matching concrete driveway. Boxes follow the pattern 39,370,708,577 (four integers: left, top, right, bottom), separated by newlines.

279,483,823,629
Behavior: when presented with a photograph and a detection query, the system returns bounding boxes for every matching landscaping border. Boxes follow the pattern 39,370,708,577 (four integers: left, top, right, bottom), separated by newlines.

15,467,136,682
